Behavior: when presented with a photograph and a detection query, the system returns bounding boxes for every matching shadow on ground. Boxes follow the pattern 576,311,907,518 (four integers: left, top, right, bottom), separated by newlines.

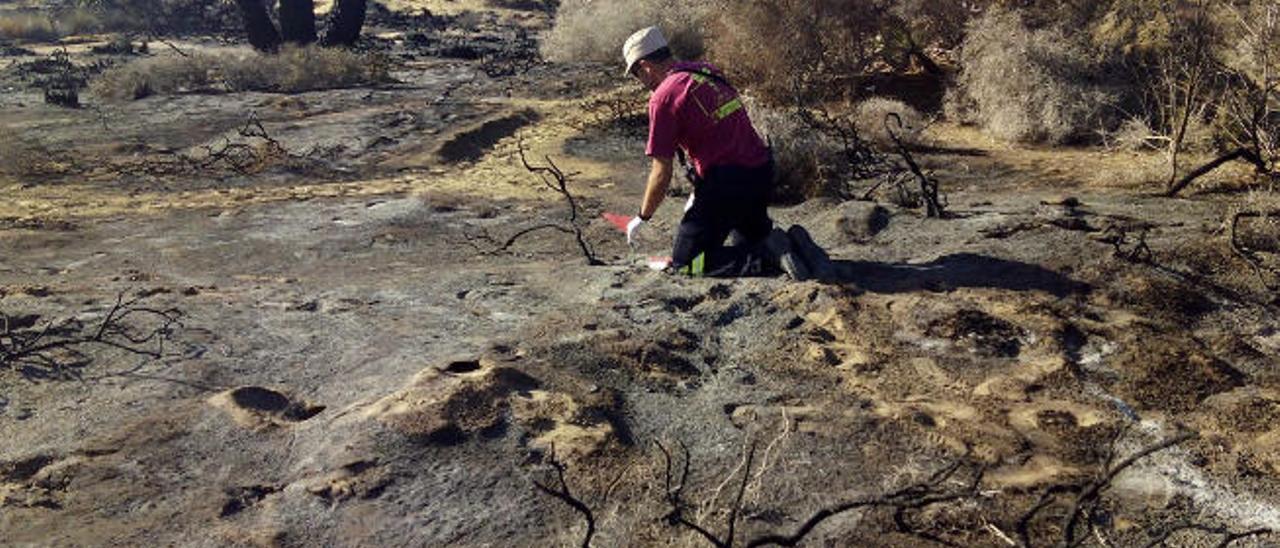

834,253,1089,297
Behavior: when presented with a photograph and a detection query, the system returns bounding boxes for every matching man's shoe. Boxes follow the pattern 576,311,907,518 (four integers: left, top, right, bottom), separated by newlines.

787,225,837,281
763,228,811,281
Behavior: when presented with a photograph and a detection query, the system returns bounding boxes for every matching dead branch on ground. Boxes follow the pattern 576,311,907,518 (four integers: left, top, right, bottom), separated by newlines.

886,113,946,218
1229,209,1280,290
132,113,333,178
508,138,604,265
1096,225,1153,263
1142,523,1274,547
1015,430,1197,548
1165,147,1272,197
1,292,183,381
532,446,596,548
657,439,985,548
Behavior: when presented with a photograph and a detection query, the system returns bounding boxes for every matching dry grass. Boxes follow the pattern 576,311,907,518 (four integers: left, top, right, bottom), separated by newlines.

539,0,712,63
0,131,73,181
90,54,219,100
0,10,103,42
90,46,391,101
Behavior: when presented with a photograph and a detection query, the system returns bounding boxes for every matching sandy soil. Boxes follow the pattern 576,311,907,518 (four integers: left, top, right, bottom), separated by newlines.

4,4,1280,547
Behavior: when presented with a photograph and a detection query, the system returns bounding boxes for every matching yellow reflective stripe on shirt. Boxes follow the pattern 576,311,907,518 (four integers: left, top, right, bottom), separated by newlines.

688,72,716,89
684,71,741,122
713,97,743,120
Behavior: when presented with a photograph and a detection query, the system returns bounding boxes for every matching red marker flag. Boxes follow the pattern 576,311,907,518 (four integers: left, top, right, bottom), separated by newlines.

601,212,632,233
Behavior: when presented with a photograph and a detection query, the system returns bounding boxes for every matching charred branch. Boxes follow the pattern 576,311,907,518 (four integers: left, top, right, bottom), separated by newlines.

1014,430,1197,548
886,113,946,218
515,139,604,266
130,113,335,179
1,292,183,381
532,447,596,548
1142,523,1274,547
657,438,984,548
1096,225,1153,263
1229,209,1280,290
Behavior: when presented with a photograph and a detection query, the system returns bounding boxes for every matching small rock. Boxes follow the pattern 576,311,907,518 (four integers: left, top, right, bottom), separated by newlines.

835,202,891,242
15,408,34,421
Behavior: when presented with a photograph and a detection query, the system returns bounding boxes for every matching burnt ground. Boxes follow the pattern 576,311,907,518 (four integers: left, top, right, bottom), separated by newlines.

4,3,1280,547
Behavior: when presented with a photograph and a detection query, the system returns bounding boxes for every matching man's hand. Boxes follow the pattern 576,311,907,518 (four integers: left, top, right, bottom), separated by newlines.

626,216,645,248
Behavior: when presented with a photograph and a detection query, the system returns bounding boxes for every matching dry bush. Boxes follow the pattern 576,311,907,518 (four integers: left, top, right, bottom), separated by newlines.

56,9,102,36
1108,115,1214,153
75,0,238,35
221,46,391,93
540,0,712,63
747,99,843,201
1214,0,1280,171
947,8,1119,144
89,54,220,100
709,0,882,105
1109,117,1161,152
90,46,391,100
886,0,976,50
0,9,106,42
0,131,71,180
747,97,904,203
854,97,925,148
0,14,58,42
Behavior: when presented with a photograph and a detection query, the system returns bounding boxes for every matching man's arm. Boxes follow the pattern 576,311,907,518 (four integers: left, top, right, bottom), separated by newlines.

639,156,673,220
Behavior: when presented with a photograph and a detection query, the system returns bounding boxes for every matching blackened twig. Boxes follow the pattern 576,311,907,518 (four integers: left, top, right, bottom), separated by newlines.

532,447,597,548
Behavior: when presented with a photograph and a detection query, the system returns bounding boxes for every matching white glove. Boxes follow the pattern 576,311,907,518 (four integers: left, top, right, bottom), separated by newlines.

684,192,696,213
626,216,646,248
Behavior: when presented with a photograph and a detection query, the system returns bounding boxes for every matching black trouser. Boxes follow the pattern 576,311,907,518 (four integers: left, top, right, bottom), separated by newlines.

670,161,776,277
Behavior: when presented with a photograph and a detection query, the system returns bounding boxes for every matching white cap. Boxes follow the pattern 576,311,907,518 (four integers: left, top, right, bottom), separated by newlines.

622,26,668,76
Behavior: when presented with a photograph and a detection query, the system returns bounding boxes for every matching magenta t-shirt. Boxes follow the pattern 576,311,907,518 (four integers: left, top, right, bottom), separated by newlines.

645,61,770,178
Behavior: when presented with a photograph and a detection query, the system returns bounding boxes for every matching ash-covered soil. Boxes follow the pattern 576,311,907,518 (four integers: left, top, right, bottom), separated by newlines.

4,4,1280,547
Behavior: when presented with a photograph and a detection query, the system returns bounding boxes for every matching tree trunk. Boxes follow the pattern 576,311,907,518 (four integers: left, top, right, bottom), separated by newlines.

233,0,281,52
320,0,367,47
278,0,317,45
1165,148,1267,197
